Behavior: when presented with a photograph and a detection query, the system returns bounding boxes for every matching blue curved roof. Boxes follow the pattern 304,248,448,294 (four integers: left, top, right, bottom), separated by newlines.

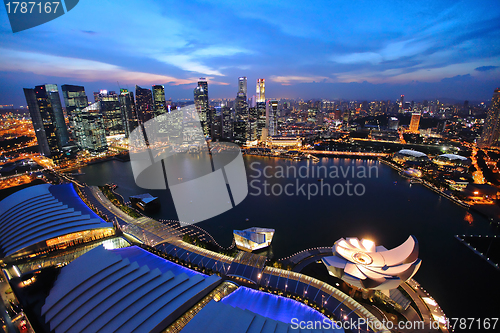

42,245,221,333
0,183,113,258
221,286,327,324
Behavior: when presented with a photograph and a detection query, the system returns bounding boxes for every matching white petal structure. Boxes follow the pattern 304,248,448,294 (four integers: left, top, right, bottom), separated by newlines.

322,236,421,290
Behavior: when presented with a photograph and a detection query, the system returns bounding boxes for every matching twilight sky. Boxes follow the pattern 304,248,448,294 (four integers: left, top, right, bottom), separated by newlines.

1,0,500,106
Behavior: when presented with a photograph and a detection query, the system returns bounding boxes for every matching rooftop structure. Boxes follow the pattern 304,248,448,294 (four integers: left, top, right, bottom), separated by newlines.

182,286,340,333
433,154,471,166
393,149,429,163
0,184,114,262
42,245,221,333
129,193,160,212
322,236,421,290
233,227,275,252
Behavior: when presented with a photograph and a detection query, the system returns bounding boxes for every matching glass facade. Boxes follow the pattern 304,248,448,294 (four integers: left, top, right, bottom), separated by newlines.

23,84,69,159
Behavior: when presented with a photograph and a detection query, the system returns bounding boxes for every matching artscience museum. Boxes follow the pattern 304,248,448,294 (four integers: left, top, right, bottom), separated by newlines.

321,236,421,290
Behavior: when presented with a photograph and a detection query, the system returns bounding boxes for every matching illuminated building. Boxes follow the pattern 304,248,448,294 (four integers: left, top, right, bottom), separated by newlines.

388,117,399,130
235,77,248,122
266,100,279,136
61,84,88,140
267,136,302,148
0,184,116,263
399,94,404,112
96,91,127,136
433,154,471,167
77,102,108,152
23,84,70,159
233,227,274,252
119,89,138,137
135,85,154,123
221,105,233,140
393,149,429,163
238,76,247,95
479,88,500,148
93,90,115,103
256,102,266,140
322,236,421,290
152,85,167,117
409,113,421,133
256,79,265,103
233,118,247,144
194,78,210,136
403,168,422,178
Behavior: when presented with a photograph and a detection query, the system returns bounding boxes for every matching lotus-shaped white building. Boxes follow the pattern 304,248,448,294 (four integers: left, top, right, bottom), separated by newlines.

322,236,421,290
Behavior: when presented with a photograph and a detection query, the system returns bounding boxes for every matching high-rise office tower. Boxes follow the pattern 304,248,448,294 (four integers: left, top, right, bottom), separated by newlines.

24,84,70,159
119,89,138,138
235,77,248,120
233,119,247,144
235,92,248,118
409,113,421,133
256,79,265,103
61,84,89,141
97,91,126,136
238,77,247,95
194,78,210,136
399,95,405,113
75,102,108,153
221,106,234,140
152,85,167,117
480,88,500,148
135,85,154,123
256,102,266,140
266,100,279,136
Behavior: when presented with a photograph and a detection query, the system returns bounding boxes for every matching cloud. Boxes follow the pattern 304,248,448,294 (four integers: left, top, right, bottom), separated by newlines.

331,39,432,65
475,65,499,72
440,74,473,83
0,48,194,85
270,75,332,85
156,55,224,76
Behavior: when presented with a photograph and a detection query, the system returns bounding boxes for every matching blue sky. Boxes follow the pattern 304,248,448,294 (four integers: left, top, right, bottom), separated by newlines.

1,0,500,106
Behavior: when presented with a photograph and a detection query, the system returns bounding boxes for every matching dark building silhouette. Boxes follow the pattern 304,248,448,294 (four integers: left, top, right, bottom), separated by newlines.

24,84,69,159
135,85,154,123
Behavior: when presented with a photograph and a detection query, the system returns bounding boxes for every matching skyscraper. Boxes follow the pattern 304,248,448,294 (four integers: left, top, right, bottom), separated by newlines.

221,105,233,140
399,95,405,113
266,100,279,136
256,102,266,140
235,77,248,124
98,91,126,136
152,85,167,117
480,88,500,148
238,77,247,95
194,78,210,136
135,85,154,123
61,84,88,141
77,102,108,153
256,79,265,103
409,113,421,133
24,84,70,159
119,89,138,138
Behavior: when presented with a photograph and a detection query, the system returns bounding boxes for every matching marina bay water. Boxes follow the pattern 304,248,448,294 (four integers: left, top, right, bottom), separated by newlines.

74,155,499,320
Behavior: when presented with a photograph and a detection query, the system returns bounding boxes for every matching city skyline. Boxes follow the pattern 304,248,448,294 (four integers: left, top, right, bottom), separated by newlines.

1,0,500,106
